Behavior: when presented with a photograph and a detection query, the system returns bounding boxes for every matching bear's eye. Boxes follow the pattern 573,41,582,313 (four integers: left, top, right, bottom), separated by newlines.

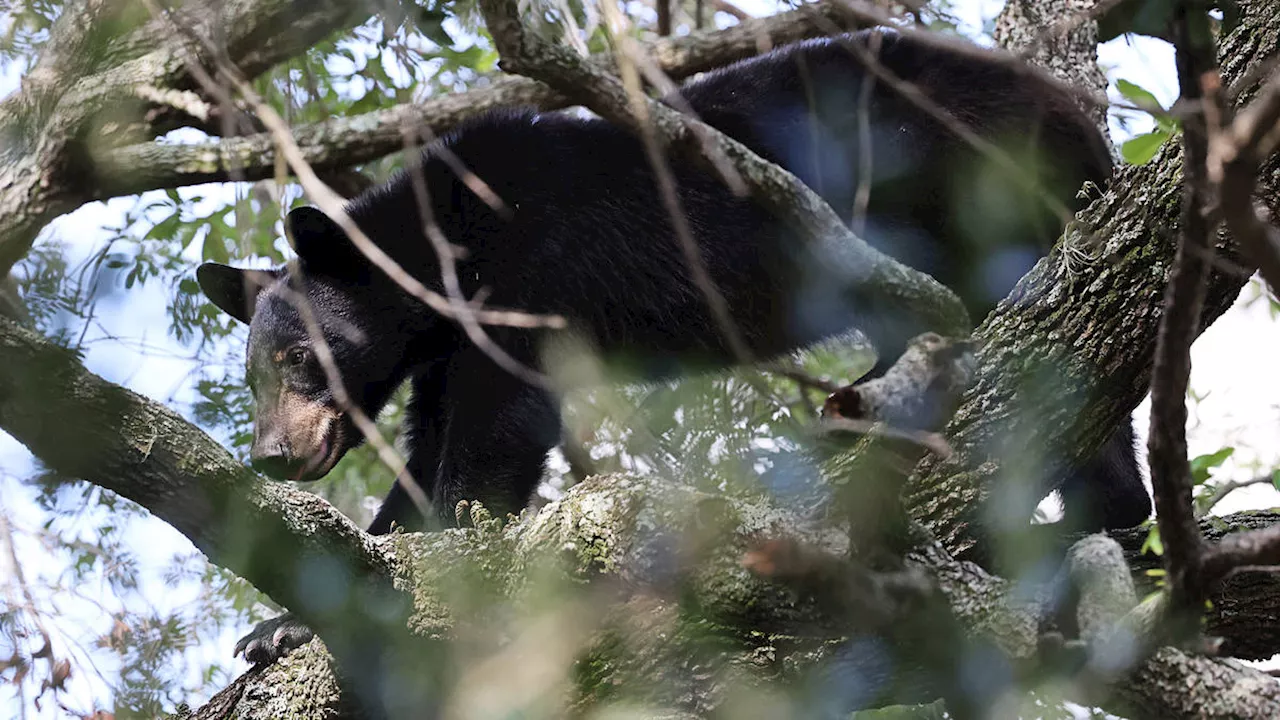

286,347,309,367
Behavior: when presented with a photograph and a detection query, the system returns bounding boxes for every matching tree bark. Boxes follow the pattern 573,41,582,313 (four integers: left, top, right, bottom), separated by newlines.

0,0,375,275
905,0,1280,559
2,310,1278,718
1110,511,1280,661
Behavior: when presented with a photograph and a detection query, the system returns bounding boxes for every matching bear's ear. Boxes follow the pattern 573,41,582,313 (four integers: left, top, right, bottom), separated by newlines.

285,206,362,276
196,263,279,324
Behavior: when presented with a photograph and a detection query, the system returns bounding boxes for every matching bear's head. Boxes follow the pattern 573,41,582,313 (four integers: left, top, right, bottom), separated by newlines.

197,206,423,482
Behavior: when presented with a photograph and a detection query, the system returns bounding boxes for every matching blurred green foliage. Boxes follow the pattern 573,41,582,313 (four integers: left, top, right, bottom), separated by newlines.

4,0,1264,717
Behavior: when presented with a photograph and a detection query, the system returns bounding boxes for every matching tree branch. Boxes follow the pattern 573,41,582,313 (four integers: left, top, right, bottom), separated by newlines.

1208,55,1280,296
0,316,1022,718
0,315,422,716
93,0,865,198
4,293,1280,717
1202,523,1280,583
8,0,1280,716
1145,1,1217,623
1112,509,1280,661
1196,474,1276,517
0,0,375,276
904,0,1280,561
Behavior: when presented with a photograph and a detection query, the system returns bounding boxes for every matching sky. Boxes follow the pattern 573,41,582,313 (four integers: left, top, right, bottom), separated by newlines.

1,0,1278,715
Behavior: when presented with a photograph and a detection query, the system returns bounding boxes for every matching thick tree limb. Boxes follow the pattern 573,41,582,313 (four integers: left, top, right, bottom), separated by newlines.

1112,509,1280,661
0,0,374,275
3,308,1280,716
1110,648,1280,719
1201,524,1280,581
1208,41,1280,297
94,1,866,199
0,315,421,716
994,0,1111,130
0,310,1011,717
905,0,1280,561
186,524,1280,719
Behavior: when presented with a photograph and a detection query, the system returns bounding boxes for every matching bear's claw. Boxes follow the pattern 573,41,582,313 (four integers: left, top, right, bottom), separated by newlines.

234,613,315,665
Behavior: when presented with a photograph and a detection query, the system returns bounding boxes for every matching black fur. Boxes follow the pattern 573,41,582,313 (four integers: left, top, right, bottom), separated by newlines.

201,29,1148,544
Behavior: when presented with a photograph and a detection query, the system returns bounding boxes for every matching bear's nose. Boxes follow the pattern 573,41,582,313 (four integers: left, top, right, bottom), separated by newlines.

250,447,305,480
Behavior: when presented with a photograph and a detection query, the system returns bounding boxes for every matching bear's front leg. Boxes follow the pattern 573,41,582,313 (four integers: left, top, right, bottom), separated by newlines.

367,360,453,534
427,345,562,522
233,612,316,665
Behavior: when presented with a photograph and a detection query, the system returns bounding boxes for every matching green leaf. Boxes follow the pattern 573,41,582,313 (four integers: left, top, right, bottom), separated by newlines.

1190,447,1235,486
144,210,181,242
1271,469,1280,492
202,233,229,264
174,221,200,251
1116,79,1165,113
1121,130,1171,165
1154,113,1182,135
1141,524,1164,556
348,90,385,116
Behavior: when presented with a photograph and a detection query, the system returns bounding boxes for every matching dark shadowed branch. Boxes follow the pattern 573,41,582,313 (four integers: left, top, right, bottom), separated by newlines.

1145,3,1216,623
1202,524,1280,584
1208,58,1280,295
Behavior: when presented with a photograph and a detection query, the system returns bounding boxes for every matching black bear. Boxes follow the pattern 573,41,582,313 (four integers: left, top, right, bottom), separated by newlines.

197,29,1150,662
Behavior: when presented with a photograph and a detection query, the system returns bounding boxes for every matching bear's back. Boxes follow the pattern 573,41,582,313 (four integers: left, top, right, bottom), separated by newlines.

672,30,1113,315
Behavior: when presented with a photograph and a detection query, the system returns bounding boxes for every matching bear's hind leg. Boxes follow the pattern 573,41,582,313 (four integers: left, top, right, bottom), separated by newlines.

1058,416,1152,531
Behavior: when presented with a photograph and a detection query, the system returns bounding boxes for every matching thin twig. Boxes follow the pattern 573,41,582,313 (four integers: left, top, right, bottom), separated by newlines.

817,416,952,458
850,30,879,233
706,0,750,22
1197,474,1278,518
